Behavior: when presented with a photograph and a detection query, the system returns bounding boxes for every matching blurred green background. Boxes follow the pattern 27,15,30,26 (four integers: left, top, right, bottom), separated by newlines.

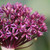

0,0,50,50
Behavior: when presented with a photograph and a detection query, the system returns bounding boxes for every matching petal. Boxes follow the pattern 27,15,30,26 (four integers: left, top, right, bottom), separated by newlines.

12,28,15,33
38,31,43,36
26,35,29,39
10,36,13,41
7,31,11,35
14,33,18,35
15,36,18,40
21,34,25,38
28,33,31,35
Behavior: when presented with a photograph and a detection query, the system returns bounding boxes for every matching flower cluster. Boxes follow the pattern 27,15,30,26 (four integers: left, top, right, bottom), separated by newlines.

0,2,47,48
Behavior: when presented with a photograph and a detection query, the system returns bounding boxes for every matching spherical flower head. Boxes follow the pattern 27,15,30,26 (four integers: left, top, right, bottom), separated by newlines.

0,2,47,49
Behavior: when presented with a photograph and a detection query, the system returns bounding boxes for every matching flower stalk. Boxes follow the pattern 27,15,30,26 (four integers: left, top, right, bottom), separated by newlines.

1,46,14,50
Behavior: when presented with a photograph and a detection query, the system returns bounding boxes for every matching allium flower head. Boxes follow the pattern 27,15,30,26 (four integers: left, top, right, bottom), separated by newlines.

0,2,47,49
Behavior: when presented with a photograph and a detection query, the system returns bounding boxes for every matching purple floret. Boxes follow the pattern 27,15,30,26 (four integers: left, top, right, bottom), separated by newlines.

0,2,47,48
